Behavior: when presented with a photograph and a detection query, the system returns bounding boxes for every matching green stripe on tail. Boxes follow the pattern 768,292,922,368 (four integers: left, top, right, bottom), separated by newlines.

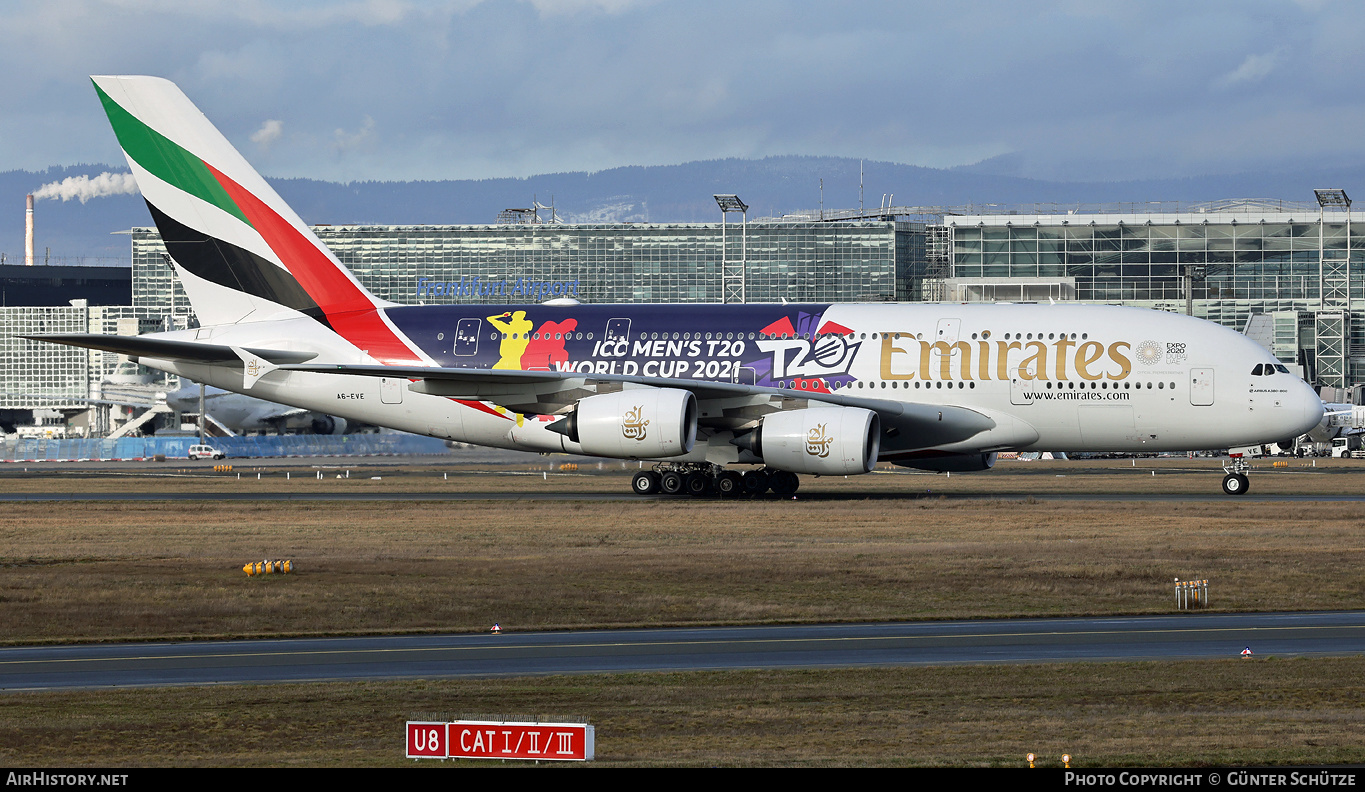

94,80,251,226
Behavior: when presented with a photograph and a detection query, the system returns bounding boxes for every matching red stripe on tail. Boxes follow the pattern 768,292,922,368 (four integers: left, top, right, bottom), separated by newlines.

206,164,423,365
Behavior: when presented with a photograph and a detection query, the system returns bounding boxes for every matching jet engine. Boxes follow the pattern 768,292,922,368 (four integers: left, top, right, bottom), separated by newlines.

738,407,880,475
897,452,998,473
551,388,697,458
310,415,348,435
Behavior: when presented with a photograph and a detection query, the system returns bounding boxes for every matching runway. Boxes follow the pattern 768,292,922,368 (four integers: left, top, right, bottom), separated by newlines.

5,611,1364,691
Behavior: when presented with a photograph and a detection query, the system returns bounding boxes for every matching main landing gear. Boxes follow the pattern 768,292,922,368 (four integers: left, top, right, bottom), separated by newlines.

631,463,800,498
1221,457,1251,496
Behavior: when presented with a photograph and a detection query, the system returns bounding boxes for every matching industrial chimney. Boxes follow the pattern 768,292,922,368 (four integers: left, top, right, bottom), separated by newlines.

25,194,34,266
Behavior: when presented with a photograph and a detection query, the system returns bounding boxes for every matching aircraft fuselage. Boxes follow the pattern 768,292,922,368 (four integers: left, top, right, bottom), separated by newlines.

141,301,1324,465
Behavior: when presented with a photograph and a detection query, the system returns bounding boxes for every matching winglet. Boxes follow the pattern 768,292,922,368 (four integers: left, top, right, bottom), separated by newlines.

232,346,278,389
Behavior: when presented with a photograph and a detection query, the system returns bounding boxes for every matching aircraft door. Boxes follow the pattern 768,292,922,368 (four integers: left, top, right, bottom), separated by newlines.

935,318,961,347
1190,367,1214,406
1010,366,1034,405
453,318,481,356
380,377,404,405
605,318,631,344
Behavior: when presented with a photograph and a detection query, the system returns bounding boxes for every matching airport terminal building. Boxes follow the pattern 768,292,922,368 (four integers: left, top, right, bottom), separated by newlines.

129,220,924,313
935,196,1363,389
3,195,1363,430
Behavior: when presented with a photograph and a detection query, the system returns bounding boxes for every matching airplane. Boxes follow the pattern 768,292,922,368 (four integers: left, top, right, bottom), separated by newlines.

31,76,1325,497
1306,400,1365,449
168,383,349,435
9,380,349,436
174,382,350,435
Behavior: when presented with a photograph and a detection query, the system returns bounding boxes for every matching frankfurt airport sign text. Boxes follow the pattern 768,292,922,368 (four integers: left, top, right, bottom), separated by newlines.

417,276,580,301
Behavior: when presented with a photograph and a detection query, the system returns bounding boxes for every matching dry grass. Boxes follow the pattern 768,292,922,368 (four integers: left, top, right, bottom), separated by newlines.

3,460,1365,767
1,461,1363,642
2,658,1363,766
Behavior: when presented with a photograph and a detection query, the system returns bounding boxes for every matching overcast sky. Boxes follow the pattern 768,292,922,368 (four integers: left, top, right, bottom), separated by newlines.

3,0,1365,184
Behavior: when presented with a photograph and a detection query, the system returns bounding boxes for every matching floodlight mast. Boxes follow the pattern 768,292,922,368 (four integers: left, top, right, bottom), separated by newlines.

1314,189,1351,209
1314,189,1352,388
715,194,748,304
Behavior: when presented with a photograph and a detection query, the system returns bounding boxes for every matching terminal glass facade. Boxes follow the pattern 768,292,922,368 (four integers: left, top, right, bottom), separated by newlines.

942,206,1365,386
0,307,88,410
130,221,922,312
947,215,1361,303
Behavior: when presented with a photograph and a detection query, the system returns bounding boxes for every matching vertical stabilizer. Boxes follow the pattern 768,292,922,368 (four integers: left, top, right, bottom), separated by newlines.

92,75,423,365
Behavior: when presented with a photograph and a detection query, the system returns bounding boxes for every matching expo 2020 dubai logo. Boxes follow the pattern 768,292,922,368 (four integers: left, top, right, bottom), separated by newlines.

1135,340,1162,366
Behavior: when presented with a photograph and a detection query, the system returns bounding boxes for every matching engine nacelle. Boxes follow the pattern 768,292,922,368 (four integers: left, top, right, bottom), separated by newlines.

310,415,348,435
750,407,880,475
560,388,697,458
897,452,997,473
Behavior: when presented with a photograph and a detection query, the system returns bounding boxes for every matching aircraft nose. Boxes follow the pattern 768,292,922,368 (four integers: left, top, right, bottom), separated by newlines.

1297,381,1326,436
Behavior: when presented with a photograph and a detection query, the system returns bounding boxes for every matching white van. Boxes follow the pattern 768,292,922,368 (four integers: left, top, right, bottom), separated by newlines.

188,444,225,460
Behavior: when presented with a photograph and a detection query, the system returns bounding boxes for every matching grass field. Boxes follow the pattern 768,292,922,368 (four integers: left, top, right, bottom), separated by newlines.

1,458,1363,766
3,661,1364,767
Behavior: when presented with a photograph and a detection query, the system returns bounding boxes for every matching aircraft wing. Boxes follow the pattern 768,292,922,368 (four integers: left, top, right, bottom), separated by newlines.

278,363,996,448
2,392,159,409
26,334,318,365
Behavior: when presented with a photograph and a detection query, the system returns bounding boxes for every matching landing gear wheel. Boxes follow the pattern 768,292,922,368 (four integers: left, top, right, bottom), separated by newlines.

684,471,712,497
1222,473,1250,496
742,469,770,496
660,471,685,496
716,470,743,497
770,470,800,495
631,470,660,495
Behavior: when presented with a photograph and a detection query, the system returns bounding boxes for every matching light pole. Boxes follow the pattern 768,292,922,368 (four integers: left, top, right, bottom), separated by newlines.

714,194,748,304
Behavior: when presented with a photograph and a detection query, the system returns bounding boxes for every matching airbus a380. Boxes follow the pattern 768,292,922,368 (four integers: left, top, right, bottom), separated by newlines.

35,76,1324,496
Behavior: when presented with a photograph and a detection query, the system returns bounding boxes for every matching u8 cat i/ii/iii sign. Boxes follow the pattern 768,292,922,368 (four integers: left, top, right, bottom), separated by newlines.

406,720,595,762
406,722,447,759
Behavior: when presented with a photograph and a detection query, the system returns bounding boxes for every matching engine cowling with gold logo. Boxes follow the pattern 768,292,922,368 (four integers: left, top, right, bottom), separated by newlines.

746,407,880,475
553,388,698,458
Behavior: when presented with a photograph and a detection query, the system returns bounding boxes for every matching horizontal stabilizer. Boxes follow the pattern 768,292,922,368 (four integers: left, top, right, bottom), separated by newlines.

27,334,318,366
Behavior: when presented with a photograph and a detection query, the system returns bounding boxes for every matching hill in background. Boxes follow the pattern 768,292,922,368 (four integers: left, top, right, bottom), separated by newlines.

3,156,1355,264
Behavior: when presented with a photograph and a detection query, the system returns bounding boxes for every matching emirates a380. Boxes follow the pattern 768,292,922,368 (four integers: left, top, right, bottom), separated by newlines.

35,76,1324,496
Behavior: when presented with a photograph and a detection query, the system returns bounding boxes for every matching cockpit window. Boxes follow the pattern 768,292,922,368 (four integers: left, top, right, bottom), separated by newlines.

1251,364,1264,376
1274,364,1290,374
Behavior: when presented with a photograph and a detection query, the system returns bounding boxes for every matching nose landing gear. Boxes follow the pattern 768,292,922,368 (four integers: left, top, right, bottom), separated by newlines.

1221,457,1251,496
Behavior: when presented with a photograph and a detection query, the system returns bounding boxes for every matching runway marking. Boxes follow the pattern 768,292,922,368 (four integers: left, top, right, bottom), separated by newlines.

5,622,1362,668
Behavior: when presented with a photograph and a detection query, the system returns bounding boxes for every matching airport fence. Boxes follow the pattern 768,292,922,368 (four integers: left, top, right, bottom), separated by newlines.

1,434,450,462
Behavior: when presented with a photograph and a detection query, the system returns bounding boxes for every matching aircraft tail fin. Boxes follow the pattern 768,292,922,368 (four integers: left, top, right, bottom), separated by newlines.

92,76,423,365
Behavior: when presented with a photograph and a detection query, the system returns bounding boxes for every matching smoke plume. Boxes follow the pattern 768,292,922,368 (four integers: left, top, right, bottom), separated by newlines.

33,172,139,203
